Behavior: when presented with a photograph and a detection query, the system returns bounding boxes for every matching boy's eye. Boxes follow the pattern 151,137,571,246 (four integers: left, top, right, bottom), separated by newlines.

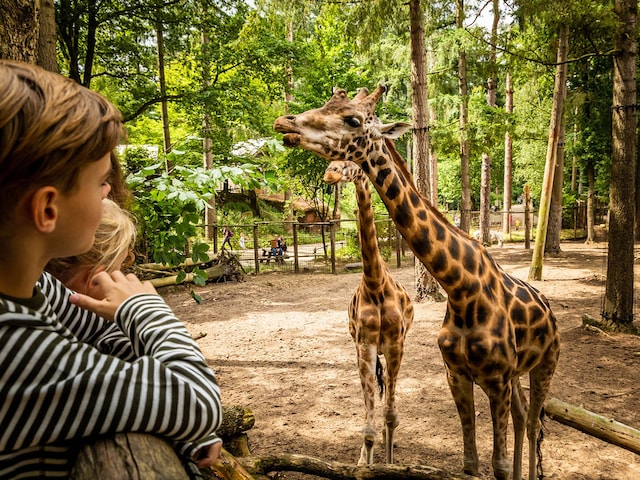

345,117,361,128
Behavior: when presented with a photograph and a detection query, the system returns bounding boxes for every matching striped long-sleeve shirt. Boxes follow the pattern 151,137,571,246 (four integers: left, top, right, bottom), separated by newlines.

0,273,222,479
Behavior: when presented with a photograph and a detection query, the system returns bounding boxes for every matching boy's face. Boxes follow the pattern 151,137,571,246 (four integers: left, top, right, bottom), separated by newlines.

52,153,112,258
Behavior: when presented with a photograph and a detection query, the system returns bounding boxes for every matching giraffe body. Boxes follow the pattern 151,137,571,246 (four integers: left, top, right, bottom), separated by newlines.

324,161,414,465
275,87,560,480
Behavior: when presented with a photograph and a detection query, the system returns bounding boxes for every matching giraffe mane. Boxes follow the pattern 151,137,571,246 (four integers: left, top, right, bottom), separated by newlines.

384,137,468,237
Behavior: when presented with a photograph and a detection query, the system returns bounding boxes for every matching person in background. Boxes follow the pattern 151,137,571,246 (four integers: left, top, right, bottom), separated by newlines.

0,59,222,479
239,232,246,249
221,225,234,251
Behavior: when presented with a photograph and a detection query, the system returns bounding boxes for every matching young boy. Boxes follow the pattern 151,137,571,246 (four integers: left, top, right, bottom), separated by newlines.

0,60,222,478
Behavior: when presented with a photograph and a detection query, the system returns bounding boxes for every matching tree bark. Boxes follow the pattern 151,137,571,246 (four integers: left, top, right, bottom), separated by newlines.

37,0,57,71
529,24,569,281
603,0,637,327
1,0,39,62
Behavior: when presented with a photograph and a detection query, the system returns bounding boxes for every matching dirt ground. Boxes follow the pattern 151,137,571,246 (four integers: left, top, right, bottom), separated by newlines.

162,239,640,480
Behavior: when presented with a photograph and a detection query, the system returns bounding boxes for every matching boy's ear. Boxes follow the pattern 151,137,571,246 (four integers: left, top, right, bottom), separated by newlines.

30,186,60,234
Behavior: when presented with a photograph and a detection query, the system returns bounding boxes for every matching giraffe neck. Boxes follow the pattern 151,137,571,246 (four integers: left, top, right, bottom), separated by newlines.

357,138,490,295
352,176,386,284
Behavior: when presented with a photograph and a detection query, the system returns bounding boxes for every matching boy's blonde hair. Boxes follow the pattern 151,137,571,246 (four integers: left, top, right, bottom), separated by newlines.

0,60,123,228
46,199,137,284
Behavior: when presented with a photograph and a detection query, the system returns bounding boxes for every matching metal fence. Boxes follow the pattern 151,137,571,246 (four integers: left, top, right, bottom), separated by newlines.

203,202,604,276
204,219,411,275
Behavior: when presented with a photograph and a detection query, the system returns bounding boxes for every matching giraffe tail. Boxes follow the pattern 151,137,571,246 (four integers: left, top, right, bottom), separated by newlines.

375,356,385,399
536,406,547,479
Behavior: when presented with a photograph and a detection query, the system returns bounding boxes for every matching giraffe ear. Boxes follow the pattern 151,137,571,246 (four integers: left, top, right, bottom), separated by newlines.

380,122,412,139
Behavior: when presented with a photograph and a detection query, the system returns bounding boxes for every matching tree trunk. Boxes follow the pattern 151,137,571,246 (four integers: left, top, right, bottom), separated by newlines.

503,71,513,235
479,0,499,246
529,24,569,281
603,0,637,327
479,153,492,244
1,0,39,62
156,18,172,170
201,13,216,241
284,21,295,234
37,0,58,71
546,116,567,256
456,0,471,234
585,163,596,243
409,0,444,302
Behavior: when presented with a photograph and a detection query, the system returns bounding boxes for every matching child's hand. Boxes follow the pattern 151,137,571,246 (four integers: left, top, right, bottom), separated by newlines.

69,270,157,320
194,441,222,468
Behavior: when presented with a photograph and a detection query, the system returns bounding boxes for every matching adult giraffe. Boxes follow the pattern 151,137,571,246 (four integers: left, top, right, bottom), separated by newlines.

324,160,414,465
274,86,560,480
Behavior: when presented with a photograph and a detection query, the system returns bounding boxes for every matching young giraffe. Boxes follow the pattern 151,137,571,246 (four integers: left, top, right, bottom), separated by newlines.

274,86,560,480
323,160,414,465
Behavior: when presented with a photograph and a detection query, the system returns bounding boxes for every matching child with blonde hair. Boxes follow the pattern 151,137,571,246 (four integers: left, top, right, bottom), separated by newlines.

47,198,137,293
0,60,222,479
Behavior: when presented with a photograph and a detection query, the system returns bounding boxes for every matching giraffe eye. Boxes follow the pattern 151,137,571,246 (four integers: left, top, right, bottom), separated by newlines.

344,116,361,128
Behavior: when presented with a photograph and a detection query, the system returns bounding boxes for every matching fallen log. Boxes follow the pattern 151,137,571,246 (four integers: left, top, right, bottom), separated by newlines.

149,265,224,287
545,397,640,455
236,454,480,480
206,448,255,480
138,254,219,272
71,406,256,480
70,433,189,480
71,433,255,480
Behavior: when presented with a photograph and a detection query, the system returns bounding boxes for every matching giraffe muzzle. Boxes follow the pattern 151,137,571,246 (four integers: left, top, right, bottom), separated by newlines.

282,133,301,147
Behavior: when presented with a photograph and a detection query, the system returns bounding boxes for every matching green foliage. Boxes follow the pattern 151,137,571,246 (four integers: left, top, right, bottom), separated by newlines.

54,0,622,258
124,149,272,283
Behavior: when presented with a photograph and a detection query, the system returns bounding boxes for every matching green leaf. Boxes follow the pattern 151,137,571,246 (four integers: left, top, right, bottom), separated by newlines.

190,290,203,304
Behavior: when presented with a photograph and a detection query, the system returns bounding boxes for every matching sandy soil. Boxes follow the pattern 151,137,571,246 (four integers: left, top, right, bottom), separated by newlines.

162,240,640,480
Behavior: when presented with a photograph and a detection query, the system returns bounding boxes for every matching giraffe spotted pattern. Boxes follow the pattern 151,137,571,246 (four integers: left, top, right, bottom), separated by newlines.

323,160,414,465
275,87,560,480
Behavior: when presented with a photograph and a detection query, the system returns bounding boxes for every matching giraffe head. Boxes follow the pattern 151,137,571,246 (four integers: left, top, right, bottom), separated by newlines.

274,86,411,163
323,160,369,186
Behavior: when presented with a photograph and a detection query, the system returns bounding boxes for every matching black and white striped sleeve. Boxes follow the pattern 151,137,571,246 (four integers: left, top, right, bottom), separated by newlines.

0,293,222,459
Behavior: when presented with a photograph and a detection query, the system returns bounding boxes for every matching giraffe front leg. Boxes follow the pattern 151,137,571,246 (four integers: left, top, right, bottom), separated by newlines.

356,343,378,465
487,381,513,480
444,367,478,476
510,377,528,480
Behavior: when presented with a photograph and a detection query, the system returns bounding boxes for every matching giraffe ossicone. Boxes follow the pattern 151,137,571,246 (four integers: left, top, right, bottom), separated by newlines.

275,87,560,480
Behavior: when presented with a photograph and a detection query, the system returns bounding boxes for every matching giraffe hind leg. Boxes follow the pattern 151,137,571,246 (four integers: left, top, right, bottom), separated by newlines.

382,350,402,464
510,377,528,480
444,368,479,475
527,346,559,480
